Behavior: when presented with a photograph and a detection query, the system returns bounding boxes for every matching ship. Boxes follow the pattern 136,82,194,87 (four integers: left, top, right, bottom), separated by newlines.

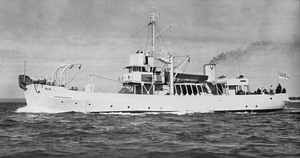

18,8,289,113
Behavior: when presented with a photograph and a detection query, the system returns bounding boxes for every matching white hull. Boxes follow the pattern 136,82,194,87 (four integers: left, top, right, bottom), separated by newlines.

24,84,289,113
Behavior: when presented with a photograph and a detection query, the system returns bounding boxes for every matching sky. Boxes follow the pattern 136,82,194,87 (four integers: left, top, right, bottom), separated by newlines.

0,0,299,98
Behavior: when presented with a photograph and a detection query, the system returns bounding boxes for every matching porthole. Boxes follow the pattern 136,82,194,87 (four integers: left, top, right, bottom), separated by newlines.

89,103,91,106
270,97,272,100
148,107,150,109
61,101,63,103
75,102,77,104
127,106,130,109
246,105,248,108
256,105,258,107
110,105,113,108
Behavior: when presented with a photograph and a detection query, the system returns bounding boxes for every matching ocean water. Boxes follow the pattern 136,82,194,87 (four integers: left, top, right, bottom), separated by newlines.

0,102,300,158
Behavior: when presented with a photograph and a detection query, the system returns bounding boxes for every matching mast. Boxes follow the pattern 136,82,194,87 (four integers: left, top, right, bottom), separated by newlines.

150,7,156,57
150,7,156,95
170,55,174,95
149,7,174,95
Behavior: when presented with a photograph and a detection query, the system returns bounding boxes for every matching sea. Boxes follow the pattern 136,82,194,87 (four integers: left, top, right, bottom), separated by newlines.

0,102,299,158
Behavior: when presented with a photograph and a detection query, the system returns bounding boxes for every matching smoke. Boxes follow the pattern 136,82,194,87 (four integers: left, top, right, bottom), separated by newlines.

209,40,274,64
207,40,300,96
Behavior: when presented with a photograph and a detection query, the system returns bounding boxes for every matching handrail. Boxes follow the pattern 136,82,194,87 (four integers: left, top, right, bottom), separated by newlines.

59,63,82,86
51,64,69,84
50,63,81,86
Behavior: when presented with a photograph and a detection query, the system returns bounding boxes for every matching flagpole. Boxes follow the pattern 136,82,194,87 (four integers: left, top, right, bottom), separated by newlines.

278,71,290,93
278,71,281,93
277,71,279,85
23,61,26,82
282,78,284,93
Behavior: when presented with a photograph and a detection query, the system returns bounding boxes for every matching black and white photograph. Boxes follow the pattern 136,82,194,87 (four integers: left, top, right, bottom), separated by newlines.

1,0,300,157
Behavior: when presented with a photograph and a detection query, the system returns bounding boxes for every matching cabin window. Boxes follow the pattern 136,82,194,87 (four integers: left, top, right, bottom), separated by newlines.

132,67,143,72
202,85,208,93
181,85,187,95
197,85,202,93
128,67,133,73
192,85,198,95
175,85,182,95
229,85,236,90
187,85,192,95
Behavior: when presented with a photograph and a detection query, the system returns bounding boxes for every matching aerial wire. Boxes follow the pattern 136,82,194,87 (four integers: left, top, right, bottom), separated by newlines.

156,24,170,54
67,24,149,84
144,25,150,52
90,74,120,83
236,56,242,75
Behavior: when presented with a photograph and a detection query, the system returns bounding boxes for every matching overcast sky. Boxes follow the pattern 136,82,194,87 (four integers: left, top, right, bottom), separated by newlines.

0,0,299,98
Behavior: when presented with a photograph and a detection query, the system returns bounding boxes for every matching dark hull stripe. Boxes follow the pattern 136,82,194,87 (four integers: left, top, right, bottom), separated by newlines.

213,108,284,113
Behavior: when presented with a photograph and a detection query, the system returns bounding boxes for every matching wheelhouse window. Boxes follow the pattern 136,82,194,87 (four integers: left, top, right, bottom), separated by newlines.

133,67,137,72
125,66,151,73
142,67,146,72
128,67,132,73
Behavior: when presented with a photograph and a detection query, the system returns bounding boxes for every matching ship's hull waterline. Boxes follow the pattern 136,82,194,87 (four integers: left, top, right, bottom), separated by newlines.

24,84,289,113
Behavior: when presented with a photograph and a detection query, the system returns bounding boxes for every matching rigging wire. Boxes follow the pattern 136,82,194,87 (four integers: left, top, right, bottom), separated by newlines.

67,24,149,84
189,56,202,74
90,74,120,82
144,25,150,52
155,24,193,75
65,67,81,86
156,24,170,54
236,56,242,75
168,38,203,74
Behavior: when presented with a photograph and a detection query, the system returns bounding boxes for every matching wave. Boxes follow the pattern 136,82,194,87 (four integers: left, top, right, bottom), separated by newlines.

16,104,65,113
